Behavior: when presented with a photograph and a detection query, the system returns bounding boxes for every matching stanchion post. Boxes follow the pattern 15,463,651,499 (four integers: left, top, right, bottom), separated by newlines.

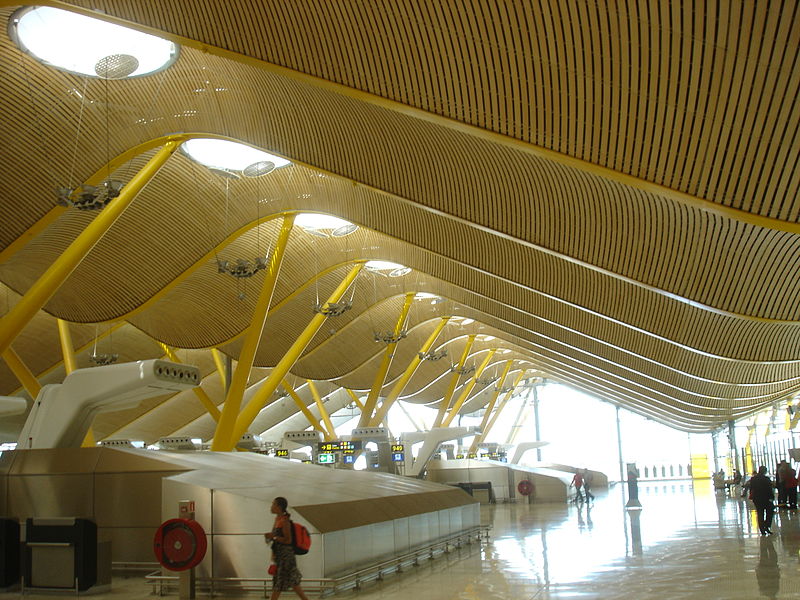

178,501,196,600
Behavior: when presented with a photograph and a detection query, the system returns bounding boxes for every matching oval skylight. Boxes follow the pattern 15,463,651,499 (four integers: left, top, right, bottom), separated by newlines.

365,260,411,277
10,6,178,79
415,292,443,304
295,213,358,237
182,139,290,173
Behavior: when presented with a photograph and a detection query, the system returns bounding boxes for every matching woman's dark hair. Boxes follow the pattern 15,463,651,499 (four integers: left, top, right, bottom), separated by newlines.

274,496,289,514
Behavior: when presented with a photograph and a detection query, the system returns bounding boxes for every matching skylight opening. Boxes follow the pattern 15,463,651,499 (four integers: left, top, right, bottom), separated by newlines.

365,260,411,277
181,138,290,174
295,213,358,237
10,6,178,79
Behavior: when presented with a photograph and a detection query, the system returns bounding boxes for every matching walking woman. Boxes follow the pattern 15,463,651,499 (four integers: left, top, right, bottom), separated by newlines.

264,497,309,600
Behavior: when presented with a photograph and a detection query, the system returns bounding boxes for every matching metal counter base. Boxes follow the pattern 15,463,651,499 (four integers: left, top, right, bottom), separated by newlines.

146,526,487,597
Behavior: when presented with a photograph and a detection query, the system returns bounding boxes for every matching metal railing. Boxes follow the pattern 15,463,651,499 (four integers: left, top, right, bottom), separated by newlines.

145,525,489,597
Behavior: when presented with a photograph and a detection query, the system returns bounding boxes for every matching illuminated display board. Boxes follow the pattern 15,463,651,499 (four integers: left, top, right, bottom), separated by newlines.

319,440,362,452
391,452,405,462
391,444,405,453
275,449,289,457
343,454,356,464
318,453,336,464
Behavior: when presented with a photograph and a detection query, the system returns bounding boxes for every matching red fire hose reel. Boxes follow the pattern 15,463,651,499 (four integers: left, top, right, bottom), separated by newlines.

153,518,207,571
517,479,535,496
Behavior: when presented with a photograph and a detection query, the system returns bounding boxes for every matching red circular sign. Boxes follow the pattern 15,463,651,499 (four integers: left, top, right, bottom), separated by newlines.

154,518,207,571
518,480,534,496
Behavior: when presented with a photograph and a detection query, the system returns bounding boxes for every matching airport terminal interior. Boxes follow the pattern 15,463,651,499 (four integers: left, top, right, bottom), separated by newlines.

1,1,800,599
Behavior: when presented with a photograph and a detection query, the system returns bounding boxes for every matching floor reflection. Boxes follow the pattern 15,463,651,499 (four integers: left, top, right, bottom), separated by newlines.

338,481,800,599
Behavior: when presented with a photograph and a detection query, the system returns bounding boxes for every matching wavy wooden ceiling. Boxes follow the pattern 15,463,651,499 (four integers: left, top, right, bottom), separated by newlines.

1,1,799,436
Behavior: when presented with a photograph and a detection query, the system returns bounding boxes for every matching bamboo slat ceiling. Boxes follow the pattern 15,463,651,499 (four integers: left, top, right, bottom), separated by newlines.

1,1,799,436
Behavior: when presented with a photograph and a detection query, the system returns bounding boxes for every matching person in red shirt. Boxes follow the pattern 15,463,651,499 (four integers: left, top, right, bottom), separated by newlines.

571,471,584,502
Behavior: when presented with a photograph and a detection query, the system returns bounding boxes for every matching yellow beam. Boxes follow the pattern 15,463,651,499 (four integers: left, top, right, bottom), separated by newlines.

226,263,364,449
442,349,498,427
158,343,178,362
433,334,476,428
212,215,295,450
56,320,77,375
468,360,514,454
0,141,180,357
345,388,365,411
2,347,41,398
157,343,221,422
281,380,327,435
370,317,450,426
211,348,227,391
307,380,335,441
482,370,529,442
81,429,95,448
358,292,415,427
191,388,222,423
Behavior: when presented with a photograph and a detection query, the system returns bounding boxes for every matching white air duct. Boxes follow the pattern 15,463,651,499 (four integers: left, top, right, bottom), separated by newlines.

17,360,200,449
0,396,27,416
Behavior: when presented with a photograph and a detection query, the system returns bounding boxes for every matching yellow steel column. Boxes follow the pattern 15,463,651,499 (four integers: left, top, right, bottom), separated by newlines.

211,348,227,391
358,293,415,427
56,320,78,375
159,343,222,422
370,317,450,426
2,347,41,399
281,380,328,436
345,388,365,411
307,380,336,441
482,370,528,442
227,263,364,449
442,349,497,427
211,215,295,450
0,141,180,357
468,360,513,454
433,334,476,428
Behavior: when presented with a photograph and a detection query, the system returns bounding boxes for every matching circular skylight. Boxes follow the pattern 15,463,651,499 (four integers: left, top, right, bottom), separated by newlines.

414,292,443,304
181,139,290,173
10,6,178,79
295,213,358,237
365,260,411,277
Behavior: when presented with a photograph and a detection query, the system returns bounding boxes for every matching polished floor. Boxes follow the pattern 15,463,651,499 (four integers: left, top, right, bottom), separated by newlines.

7,481,800,599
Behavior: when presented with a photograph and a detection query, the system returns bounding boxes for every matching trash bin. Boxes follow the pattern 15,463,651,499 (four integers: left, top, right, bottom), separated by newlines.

24,518,97,591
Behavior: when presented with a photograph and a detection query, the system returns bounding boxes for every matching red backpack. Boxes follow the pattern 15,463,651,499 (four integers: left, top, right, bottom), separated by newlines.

290,521,311,555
